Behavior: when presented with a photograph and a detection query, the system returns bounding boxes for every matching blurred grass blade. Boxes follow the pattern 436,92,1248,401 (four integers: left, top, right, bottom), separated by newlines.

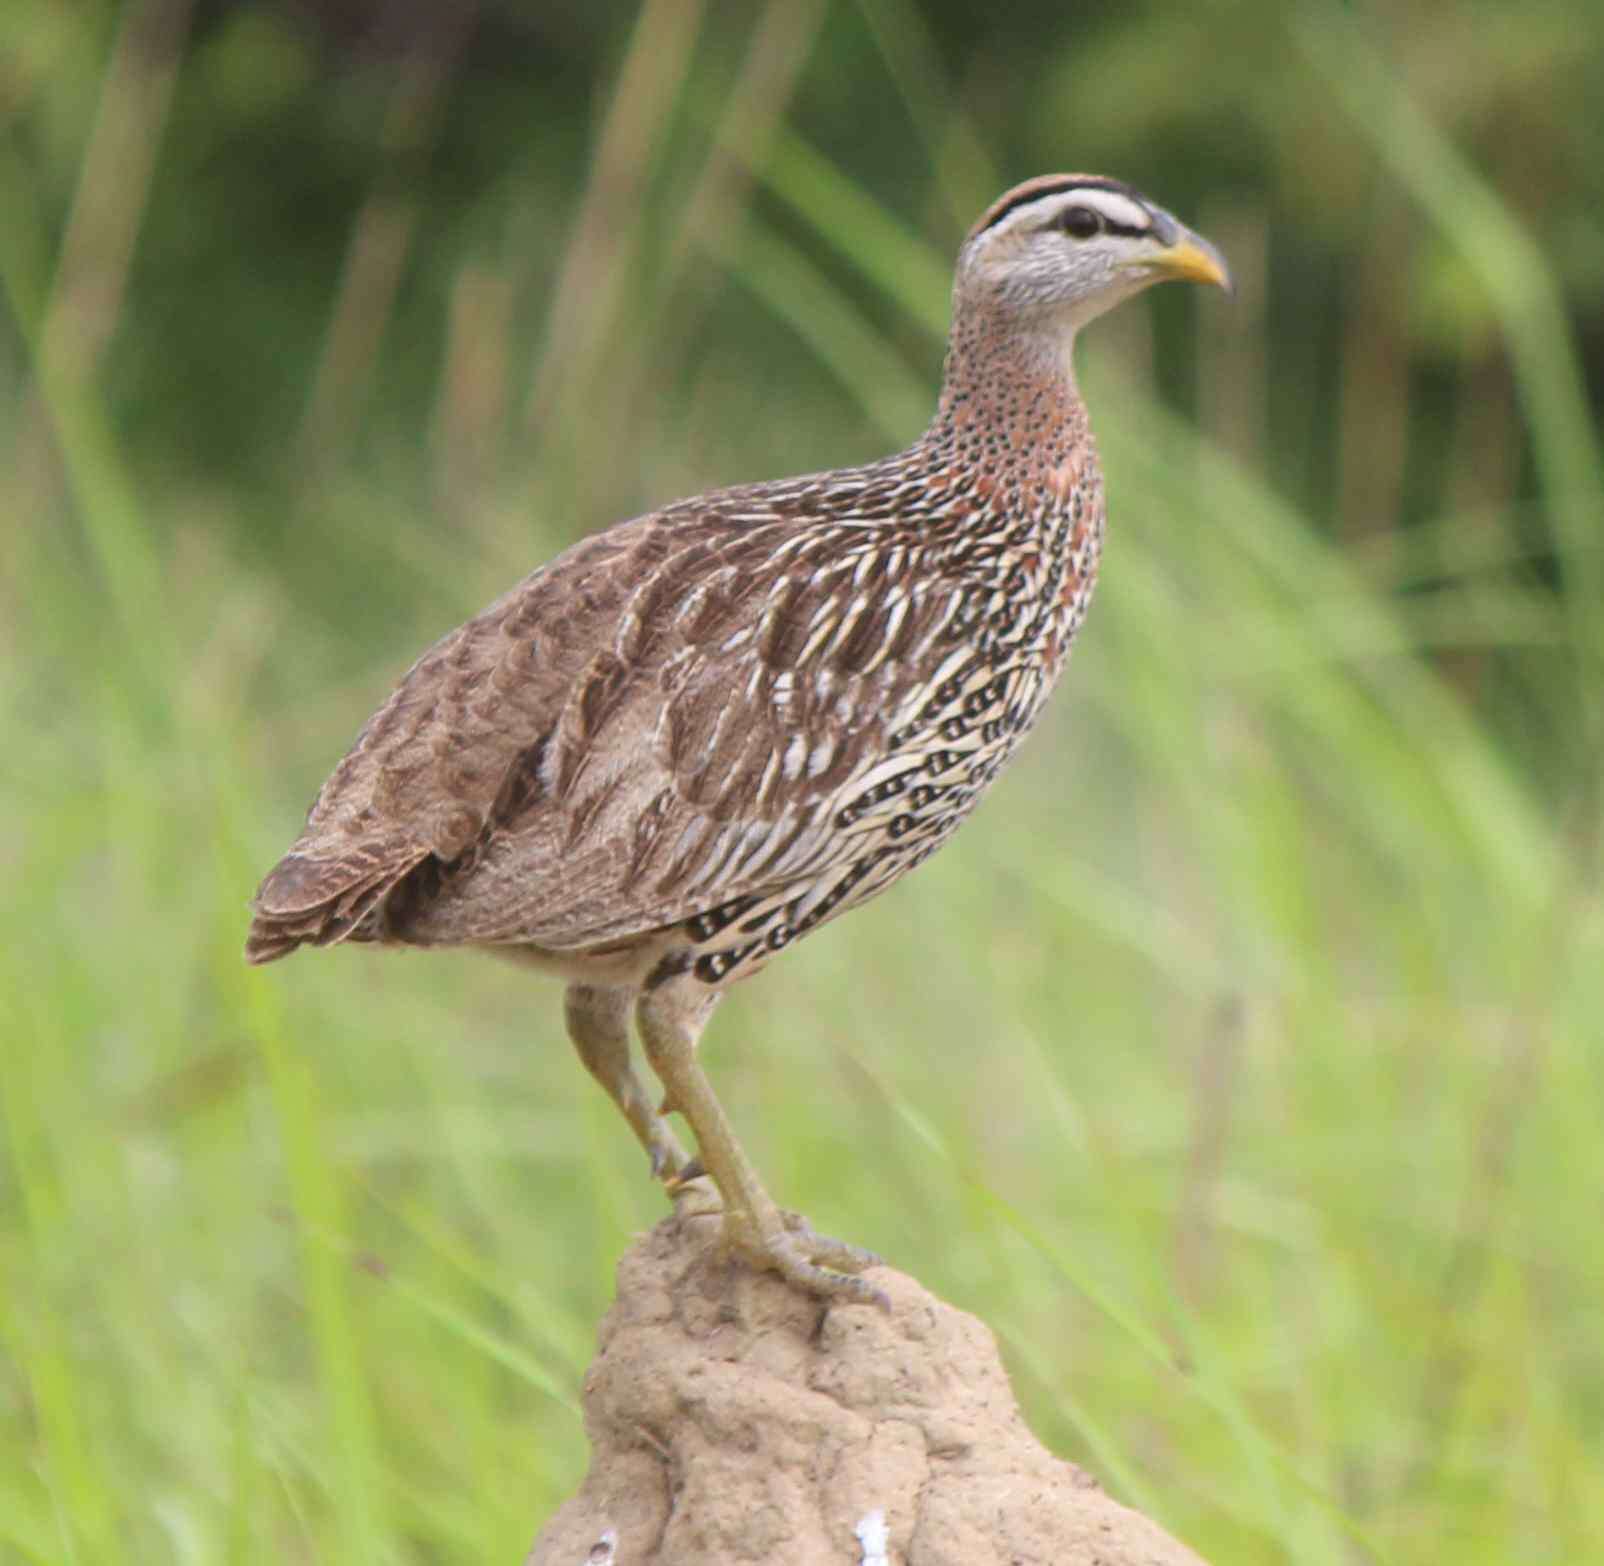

1296,7,1604,697
1111,401,1556,905
890,1095,1393,1561
851,0,999,225
0,959,124,1562
0,146,166,719
244,975,388,1564
362,1266,578,1416
750,127,954,335
523,0,707,439
722,215,932,440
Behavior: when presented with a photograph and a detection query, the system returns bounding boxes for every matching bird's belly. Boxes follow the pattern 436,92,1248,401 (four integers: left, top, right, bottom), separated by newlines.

483,933,677,988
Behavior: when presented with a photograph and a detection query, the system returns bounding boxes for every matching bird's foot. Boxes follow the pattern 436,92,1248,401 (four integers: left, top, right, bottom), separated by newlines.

724,1203,889,1311
666,1162,885,1306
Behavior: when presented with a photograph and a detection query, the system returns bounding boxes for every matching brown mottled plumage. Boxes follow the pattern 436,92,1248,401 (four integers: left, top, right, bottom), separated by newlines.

249,176,1230,1305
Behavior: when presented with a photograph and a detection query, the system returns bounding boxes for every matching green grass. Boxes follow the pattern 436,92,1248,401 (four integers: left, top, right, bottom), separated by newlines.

3,3,1602,1561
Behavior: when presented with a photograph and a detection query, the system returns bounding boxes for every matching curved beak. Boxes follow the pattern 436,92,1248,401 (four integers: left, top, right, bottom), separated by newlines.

1152,227,1233,294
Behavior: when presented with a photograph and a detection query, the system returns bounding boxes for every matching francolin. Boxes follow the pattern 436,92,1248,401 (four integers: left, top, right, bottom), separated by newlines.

248,175,1231,1305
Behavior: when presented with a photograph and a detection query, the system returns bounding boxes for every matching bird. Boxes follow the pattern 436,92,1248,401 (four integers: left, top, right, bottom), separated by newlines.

247,174,1230,1307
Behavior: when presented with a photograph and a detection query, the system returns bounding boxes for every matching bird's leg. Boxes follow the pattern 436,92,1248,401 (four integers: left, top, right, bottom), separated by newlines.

636,985,886,1308
564,983,692,1185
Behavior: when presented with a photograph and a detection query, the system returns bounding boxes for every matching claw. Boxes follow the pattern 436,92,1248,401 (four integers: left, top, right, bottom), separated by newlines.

664,1156,706,1190
723,1210,890,1311
781,1210,883,1274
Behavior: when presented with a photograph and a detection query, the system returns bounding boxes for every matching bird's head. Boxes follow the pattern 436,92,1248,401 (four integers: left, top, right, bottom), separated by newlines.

955,175,1231,341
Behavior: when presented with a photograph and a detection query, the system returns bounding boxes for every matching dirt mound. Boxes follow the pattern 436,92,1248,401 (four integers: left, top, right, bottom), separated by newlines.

529,1210,1206,1565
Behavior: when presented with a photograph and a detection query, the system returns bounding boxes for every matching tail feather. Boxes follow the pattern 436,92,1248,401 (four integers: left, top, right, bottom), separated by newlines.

244,847,421,964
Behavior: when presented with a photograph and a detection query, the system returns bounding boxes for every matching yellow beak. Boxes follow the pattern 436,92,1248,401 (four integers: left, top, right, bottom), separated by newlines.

1154,231,1233,293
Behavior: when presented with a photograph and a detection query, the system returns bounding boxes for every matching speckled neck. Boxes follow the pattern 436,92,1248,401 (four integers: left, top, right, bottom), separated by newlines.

922,306,1086,483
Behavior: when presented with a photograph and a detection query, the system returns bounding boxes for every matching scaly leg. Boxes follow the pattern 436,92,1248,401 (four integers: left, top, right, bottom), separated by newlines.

565,982,691,1184
636,983,885,1308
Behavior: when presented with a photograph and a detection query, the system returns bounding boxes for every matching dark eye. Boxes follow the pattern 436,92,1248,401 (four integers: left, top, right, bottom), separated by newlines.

1057,205,1101,239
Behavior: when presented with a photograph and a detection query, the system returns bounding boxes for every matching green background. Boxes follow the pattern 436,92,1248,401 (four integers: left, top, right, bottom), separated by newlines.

3,1,1602,1560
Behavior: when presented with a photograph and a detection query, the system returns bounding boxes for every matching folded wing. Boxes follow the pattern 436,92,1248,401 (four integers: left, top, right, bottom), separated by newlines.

246,492,961,964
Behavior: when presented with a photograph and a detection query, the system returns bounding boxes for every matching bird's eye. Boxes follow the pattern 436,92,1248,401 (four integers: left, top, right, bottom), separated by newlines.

1057,205,1101,240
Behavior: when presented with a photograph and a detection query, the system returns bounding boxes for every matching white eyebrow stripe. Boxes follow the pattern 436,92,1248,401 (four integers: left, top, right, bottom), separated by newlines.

1067,189,1153,231
989,186,1154,240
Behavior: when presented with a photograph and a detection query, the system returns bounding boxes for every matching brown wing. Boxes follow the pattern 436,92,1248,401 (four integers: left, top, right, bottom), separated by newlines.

246,488,963,963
